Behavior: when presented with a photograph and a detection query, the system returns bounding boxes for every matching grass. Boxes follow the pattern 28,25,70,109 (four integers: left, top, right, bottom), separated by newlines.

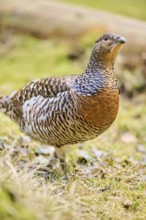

0,33,146,220
0,36,80,93
62,0,146,21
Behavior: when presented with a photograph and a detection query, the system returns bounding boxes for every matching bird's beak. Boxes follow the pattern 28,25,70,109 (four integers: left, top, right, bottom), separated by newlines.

109,36,126,60
110,36,126,50
116,36,127,44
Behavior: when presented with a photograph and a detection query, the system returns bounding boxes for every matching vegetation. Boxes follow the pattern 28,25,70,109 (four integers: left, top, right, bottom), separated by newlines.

0,2,146,219
62,0,146,21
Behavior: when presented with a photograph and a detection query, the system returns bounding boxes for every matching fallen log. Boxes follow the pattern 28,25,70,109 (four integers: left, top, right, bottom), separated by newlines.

0,0,146,53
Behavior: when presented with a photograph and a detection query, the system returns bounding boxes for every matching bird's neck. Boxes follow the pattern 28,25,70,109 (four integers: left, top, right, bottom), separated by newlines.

84,55,115,75
74,57,118,96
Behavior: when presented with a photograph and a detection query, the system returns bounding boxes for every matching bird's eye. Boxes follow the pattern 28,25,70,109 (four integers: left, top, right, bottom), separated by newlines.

104,37,108,41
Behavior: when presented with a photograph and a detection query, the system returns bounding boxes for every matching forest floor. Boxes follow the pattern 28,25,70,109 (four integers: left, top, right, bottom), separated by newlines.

0,1,146,219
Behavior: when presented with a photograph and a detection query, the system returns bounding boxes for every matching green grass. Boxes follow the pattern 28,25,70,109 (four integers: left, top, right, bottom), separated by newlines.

62,0,146,21
0,33,146,219
0,35,83,94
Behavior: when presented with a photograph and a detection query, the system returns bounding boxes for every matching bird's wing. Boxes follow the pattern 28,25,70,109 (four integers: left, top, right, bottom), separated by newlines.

11,76,74,121
21,89,76,144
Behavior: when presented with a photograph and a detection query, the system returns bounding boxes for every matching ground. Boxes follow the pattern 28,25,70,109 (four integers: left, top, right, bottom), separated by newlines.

0,2,146,219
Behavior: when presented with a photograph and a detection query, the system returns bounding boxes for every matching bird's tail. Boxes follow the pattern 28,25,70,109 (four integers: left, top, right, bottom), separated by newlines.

0,96,10,114
0,91,18,122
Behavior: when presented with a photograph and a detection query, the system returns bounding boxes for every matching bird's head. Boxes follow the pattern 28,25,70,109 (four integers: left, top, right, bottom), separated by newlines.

91,33,126,66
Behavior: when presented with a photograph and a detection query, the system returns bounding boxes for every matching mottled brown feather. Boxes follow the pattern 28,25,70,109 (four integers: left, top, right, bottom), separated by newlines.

0,33,126,161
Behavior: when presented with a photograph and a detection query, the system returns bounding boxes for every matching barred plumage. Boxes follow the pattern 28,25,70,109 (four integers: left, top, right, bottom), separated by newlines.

0,34,126,163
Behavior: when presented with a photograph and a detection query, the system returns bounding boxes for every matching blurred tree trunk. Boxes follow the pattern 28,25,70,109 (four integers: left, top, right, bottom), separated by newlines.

0,0,146,52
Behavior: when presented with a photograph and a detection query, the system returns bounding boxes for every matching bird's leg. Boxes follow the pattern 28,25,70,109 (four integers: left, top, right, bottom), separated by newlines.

55,147,67,173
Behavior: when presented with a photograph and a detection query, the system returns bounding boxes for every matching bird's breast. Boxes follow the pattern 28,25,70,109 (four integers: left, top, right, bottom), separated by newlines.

77,88,119,128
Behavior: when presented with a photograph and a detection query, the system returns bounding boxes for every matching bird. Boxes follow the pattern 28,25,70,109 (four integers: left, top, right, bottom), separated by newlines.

0,33,126,167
